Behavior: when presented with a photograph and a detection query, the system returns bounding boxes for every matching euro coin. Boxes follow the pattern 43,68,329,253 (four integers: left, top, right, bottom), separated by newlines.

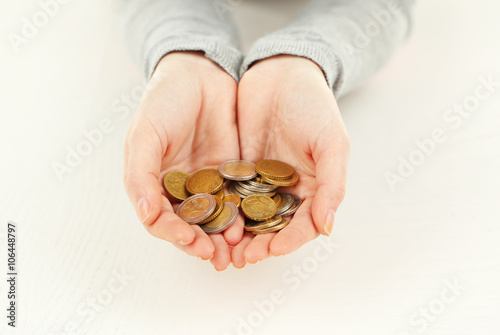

256,160,294,180
200,195,224,224
176,193,216,224
276,193,294,215
253,218,290,234
186,168,224,195
272,193,282,208
241,194,277,221
237,182,277,197
223,194,241,208
228,183,247,199
260,172,299,187
216,188,225,200
239,180,278,192
245,215,282,232
218,160,257,181
163,170,190,202
279,196,302,217
201,202,239,234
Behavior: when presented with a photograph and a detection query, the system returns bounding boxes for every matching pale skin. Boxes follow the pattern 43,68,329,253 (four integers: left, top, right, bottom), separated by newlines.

123,52,350,270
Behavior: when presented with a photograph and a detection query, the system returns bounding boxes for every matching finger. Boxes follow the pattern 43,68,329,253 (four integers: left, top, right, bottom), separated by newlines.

209,234,231,271
231,233,254,269
222,213,245,246
269,198,319,256
237,80,272,162
311,133,349,236
170,225,215,260
244,233,276,264
124,119,165,226
144,196,196,245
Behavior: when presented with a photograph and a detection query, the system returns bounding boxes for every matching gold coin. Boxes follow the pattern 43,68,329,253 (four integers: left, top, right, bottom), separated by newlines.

245,216,282,231
176,193,216,224
201,202,239,234
253,218,290,234
186,168,224,195
256,159,295,180
216,188,225,200
241,194,277,221
272,194,282,208
218,160,257,181
163,170,190,202
223,194,241,208
254,176,267,184
260,172,299,187
200,195,224,224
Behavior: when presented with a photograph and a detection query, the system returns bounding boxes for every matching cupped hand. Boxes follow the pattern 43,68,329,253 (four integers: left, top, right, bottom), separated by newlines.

124,52,244,271
232,55,350,268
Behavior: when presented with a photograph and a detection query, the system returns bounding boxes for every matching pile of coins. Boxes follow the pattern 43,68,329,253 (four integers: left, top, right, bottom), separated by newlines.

163,160,302,235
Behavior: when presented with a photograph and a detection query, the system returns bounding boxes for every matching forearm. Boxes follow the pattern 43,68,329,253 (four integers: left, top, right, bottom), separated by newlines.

124,0,243,81
241,0,414,97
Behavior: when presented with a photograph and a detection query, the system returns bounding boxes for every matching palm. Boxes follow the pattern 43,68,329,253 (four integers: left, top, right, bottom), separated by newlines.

232,56,350,266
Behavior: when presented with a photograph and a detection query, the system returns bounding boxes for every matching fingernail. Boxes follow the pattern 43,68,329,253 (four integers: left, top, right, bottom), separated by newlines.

177,240,189,246
138,197,151,224
246,259,261,265
270,251,284,257
323,209,335,236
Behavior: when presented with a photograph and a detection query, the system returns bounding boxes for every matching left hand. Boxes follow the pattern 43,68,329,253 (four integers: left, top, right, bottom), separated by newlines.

232,55,350,267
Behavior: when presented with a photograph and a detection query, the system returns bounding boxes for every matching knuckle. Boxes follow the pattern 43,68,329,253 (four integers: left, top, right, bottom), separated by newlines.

334,185,347,202
124,169,141,189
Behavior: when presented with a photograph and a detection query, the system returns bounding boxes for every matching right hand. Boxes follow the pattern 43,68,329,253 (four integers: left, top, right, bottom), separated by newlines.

123,52,244,271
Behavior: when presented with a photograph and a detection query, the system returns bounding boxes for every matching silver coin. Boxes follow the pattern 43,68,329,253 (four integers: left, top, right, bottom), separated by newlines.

200,202,239,234
244,180,279,191
235,183,276,197
234,183,254,196
218,160,257,181
229,183,247,199
238,181,278,193
236,181,262,192
246,179,275,188
279,196,302,217
276,193,295,215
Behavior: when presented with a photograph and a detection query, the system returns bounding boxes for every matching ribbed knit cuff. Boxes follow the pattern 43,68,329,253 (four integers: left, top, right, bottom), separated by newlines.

145,38,243,82
241,37,344,96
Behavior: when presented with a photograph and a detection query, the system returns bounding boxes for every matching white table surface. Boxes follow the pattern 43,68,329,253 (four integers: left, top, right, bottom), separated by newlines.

1,0,499,334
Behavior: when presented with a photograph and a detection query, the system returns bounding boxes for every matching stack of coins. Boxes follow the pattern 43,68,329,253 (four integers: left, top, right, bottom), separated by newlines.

163,159,302,235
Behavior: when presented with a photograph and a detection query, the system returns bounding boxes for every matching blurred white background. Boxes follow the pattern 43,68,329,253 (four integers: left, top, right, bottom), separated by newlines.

1,0,499,334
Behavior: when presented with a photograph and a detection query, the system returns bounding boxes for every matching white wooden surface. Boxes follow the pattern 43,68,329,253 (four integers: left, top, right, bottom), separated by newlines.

1,1,499,334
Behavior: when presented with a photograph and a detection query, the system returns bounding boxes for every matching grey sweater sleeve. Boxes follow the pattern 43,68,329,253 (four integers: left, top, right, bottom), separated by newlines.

124,0,243,81
241,0,414,98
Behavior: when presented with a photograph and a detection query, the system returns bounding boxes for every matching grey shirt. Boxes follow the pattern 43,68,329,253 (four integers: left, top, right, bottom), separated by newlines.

125,0,413,98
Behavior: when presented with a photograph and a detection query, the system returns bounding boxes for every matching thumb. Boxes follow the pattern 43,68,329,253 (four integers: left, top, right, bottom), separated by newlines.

124,121,164,226
311,136,350,236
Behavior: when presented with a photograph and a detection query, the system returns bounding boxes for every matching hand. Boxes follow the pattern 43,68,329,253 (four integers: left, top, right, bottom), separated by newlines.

232,55,350,267
123,52,244,271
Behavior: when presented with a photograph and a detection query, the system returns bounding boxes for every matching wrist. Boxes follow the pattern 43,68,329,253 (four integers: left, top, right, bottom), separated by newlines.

246,55,326,82
156,51,212,71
